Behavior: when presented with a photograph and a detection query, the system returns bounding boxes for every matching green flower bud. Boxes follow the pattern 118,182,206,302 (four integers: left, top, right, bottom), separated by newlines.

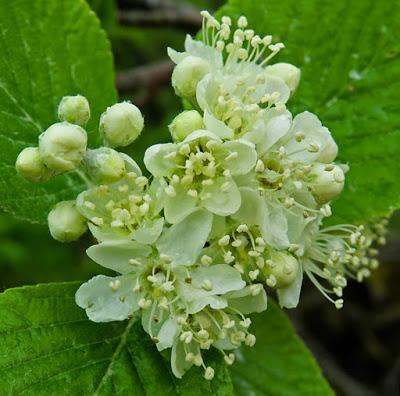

39,122,87,173
265,62,301,92
309,163,345,204
58,95,91,126
169,110,204,141
171,56,210,98
263,252,300,288
48,201,87,242
100,102,144,148
15,147,54,183
84,147,126,183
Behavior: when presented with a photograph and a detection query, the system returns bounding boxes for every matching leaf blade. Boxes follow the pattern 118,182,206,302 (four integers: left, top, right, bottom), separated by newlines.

0,282,233,395
218,0,400,224
229,301,334,396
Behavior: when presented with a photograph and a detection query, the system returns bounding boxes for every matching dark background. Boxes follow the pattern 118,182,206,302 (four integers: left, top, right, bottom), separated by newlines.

1,1,399,395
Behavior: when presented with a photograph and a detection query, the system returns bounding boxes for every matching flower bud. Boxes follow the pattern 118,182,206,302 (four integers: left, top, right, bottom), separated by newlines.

309,163,345,204
169,110,204,141
265,62,301,92
171,56,210,98
84,147,126,183
263,252,300,288
58,95,90,126
39,122,87,173
100,102,144,148
15,147,54,183
48,201,87,242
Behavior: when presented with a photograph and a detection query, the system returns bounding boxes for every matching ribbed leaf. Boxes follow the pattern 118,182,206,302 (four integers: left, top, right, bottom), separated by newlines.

219,0,400,224
0,282,233,395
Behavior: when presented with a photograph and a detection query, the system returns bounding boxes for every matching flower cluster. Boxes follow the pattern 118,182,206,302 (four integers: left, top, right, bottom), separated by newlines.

16,12,387,380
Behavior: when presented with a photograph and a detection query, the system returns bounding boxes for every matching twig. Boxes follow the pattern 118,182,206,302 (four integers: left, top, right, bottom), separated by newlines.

116,60,174,94
117,8,202,30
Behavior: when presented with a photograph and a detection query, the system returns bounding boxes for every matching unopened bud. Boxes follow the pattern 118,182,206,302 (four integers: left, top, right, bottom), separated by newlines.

263,252,300,288
39,122,87,173
15,147,54,183
48,201,87,242
171,56,210,98
100,102,144,148
169,110,204,141
84,147,126,183
265,63,301,92
204,366,215,380
58,95,90,126
309,164,345,204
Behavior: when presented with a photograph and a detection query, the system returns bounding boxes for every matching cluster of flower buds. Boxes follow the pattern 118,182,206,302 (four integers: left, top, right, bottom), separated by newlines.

16,12,387,380
16,96,144,242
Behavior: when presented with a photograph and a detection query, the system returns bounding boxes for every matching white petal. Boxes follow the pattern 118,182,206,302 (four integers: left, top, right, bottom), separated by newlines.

75,274,140,322
182,129,222,145
119,153,142,175
201,177,241,216
164,185,197,224
187,295,228,314
156,209,213,267
209,215,226,239
191,264,245,294
203,110,234,139
143,143,177,177
131,217,164,244
167,47,186,64
227,286,268,314
284,111,335,162
277,268,303,309
171,338,193,379
87,240,151,274
156,318,181,351
257,113,292,154
87,223,128,242
195,73,212,111
260,202,290,249
232,187,265,226
264,75,291,104
184,35,223,67
216,139,257,176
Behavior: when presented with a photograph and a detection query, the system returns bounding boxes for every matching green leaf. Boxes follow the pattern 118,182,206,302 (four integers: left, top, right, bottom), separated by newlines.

0,282,233,395
218,0,400,224
230,301,334,396
0,0,117,224
87,0,116,31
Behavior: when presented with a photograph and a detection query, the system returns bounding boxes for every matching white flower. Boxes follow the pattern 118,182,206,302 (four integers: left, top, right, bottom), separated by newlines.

144,130,257,223
168,12,295,139
76,233,265,380
76,172,164,245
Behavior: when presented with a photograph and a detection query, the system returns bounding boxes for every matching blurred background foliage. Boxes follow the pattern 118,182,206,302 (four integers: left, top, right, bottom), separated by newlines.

0,0,399,395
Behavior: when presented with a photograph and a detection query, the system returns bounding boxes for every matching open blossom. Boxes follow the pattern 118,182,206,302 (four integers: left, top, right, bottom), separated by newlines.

76,172,164,245
144,129,257,223
16,10,387,381
76,210,267,379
